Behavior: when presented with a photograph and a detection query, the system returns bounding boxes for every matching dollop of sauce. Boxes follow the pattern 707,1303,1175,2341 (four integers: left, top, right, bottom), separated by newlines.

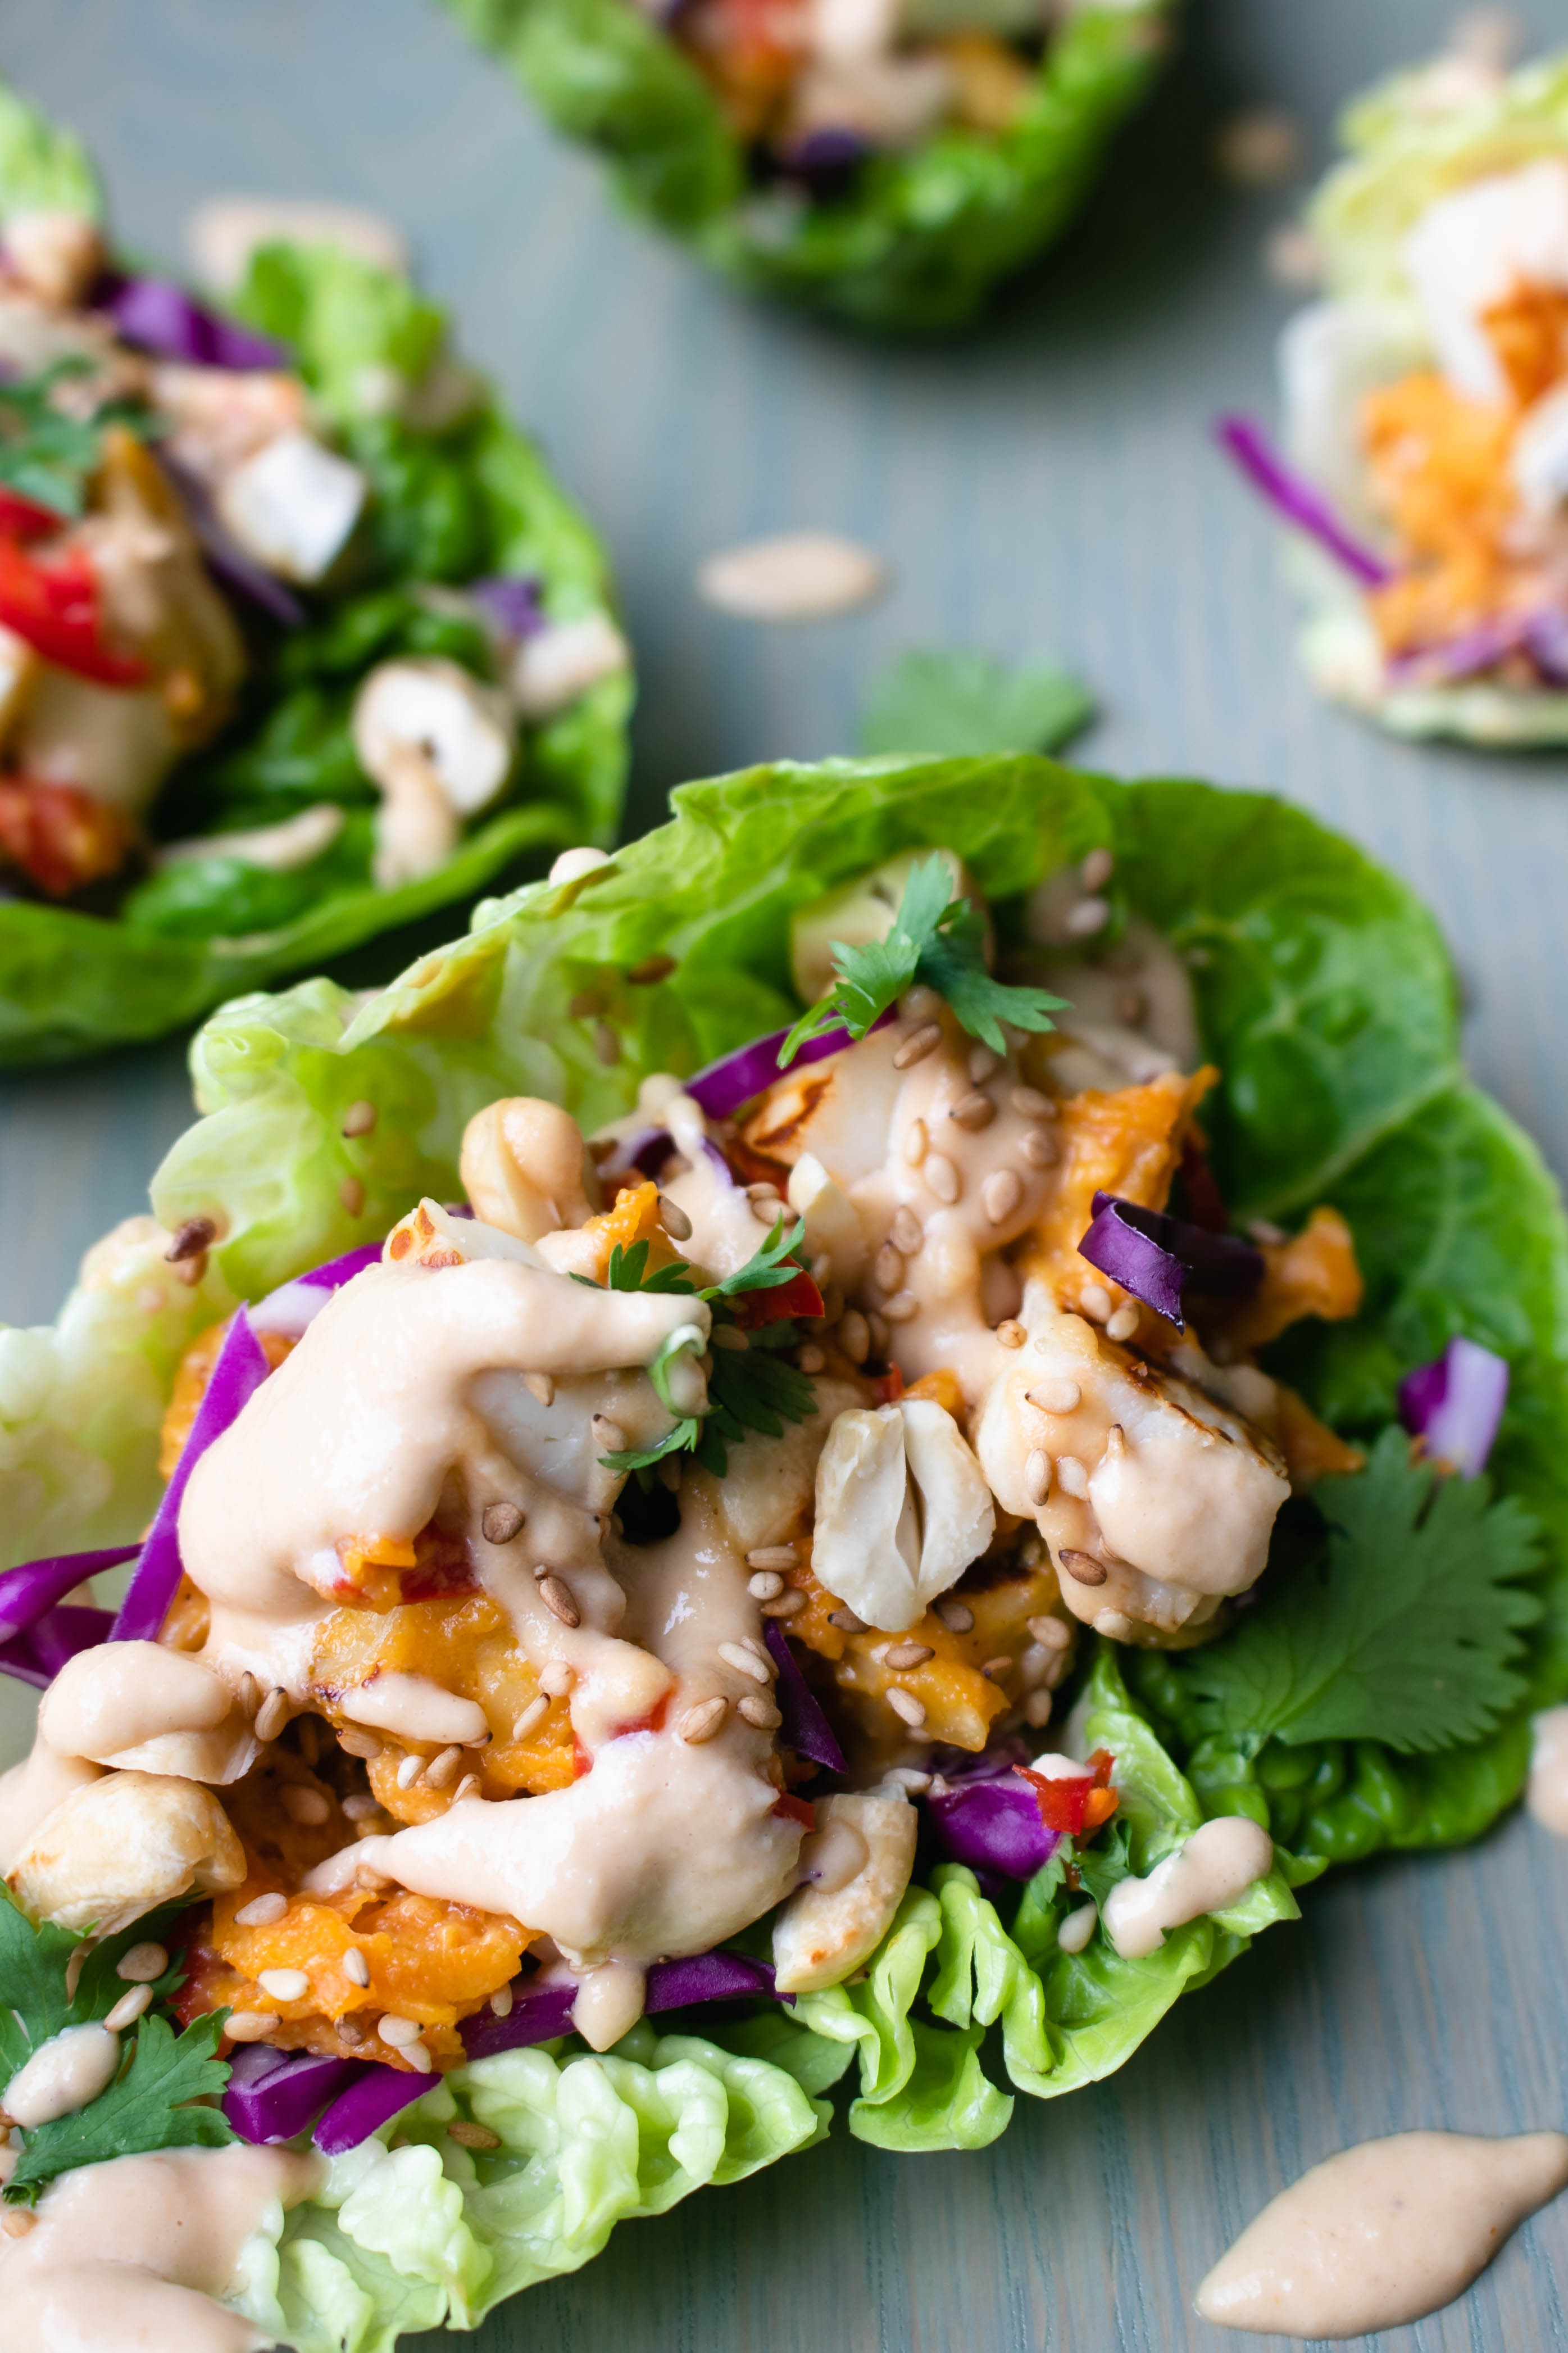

1101,1816,1272,1960
0,2141,321,2353
1528,1704,1568,1835
1196,2130,1568,2338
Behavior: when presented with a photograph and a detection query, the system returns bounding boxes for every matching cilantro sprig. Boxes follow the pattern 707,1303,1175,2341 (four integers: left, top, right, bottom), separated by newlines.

0,359,158,520
778,856,1066,1068
584,1218,819,1479
1172,1429,1542,1756
0,1888,233,2205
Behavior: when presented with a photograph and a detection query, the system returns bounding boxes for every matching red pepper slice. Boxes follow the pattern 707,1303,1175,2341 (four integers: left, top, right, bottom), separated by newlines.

1019,1747,1119,1836
0,537,149,687
0,488,67,541
871,1365,906,1406
733,1264,824,1329
772,1792,816,1831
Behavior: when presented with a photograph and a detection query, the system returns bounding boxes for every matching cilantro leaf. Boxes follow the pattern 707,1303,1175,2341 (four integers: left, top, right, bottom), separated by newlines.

699,1321,819,1475
779,856,1066,1068
6,2010,234,2205
1175,1429,1542,1756
0,359,157,519
0,1889,79,2071
604,1238,696,1294
858,649,1093,760
706,1217,811,1300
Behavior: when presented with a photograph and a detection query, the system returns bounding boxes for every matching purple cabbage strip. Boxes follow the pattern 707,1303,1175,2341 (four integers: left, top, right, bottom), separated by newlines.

686,1007,894,1121
1526,609,1568,685
462,1953,780,2067
1216,414,1394,590
297,1241,385,1291
313,2062,431,2156
925,1770,1061,1882
250,1241,384,1339
159,453,305,628
107,276,289,370
763,1621,846,1773
1078,1190,1264,1333
469,575,546,640
225,2044,362,2145
0,1544,140,1644
776,127,871,194
111,1308,270,1644
1397,1335,1509,1478
0,1606,117,1690
597,1126,676,1186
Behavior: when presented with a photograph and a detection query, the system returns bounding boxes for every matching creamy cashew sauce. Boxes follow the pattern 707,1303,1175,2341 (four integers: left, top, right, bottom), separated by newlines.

0,2142,322,2352
1195,2130,1568,2338
1527,1704,1568,1834
1102,1816,1274,1960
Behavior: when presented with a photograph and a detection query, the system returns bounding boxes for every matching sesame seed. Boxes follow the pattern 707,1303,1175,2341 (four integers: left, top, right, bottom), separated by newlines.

396,1753,426,1789
1059,1548,1108,1586
165,1215,216,1264
341,1099,378,1138
1057,1456,1089,1499
797,1343,826,1373
115,1942,168,1984
1027,1378,1081,1415
712,1325,749,1352
1010,1085,1053,1118
997,1319,1026,1348
592,1416,628,1453
296,1717,320,1767
593,1021,621,1066
1027,1615,1071,1651
1022,1128,1061,1169
343,1794,381,1821
103,1983,154,2032
1080,1282,1112,1323
935,1597,973,1633
425,1746,463,1789
748,1569,785,1600
737,1693,782,1729
237,1671,261,1718
338,1726,382,1760
679,1697,729,1744
236,1892,288,1928
747,1181,782,1207
524,1372,555,1407
983,1168,1023,1225
761,1588,807,1620
539,1661,574,1698
1081,847,1114,892
627,953,676,985
343,1947,372,1989
378,2013,423,2048
838,1310,871,1366
882,1289,919,1323
490,1986,514,2016
254,1688,290,1743
340,1177,366,1218
828,1607,866,1633
980,1656,1013,1682
2,2209,36,2237
719,1640,771,1684
258,1969,310,2003
1103,1422,1126,1461
452,1775,481,1802
1025,1449,1052,1505
1066,896,1109,937
403,2043,434,2074
893,1023,941,1069
539,1575,581,1627
450,2119,503,2151
950,1091,997,1132
903,1118,929,1166
884,1640,933,1669
924,1153,961,1204
338,2016,366,2046
569,990,602,1019
968,1045,1001,1084
225,2012,276,2041
886,1688,927,1728
867,1311,890,1355
482,1501,525,1545
658,1193,693,1241
282,1785,330,1826
874,1241,905,1294
1025,1689,1055,1729
1105,1303,1140,1343
512,1694,550,1741
739,1633,775,1672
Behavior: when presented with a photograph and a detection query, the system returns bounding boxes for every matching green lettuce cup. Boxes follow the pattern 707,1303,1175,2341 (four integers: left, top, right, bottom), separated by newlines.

440,0,1176,330
3,753,1564,2343
0,78,630,1066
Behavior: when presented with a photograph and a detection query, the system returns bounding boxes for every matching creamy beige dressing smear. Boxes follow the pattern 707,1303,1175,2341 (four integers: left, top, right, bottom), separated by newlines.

1196,2130,1568,2338
1528,1704,1568,1834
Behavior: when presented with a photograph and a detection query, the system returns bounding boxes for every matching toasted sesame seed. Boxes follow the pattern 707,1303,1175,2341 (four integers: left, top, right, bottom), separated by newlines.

115,1941,168,1984
1066,896,1109,937
539,1661,574,1698
259,1969,310,2003
719,1640,771,1684
490,1985,514,2017
378,2013,423,2048
828,1607,867,1633
748,1569,785,1601
628,953,676,986
1025,1449,1052,1505
1059,1548,1108,1586
450,2119,503,2151
340,1177,366,1218
968,1045,1001,1083
481,1501,525,1545
282,1785,330,1826
1080,1282,1112,1323
886,1688,927,1728
950,1091,997,1133
903,1118,929,1166
512,1694,550,1741
893,1023,942,1069
343,1794,381,1821
524,1372,555,1407
983,1168,1024,1225
425,1746,463,1789
569,990,602,1019
679,1697,729,1744
237,1671,261,1719
797,1343,826,1373
997,1318,1026,1349
1105,1303,1140,1343
593,1021,621,1066
746,1181,782,1207
924,1153,961,1204
539,1575,581,1627
338,2016,366,2045
403,2042,434,2074
657,1193,693,1241
341,1099,378,1139
1081,847,1114,892
761,1588,807,1620
338,1727,383,1761
166,1216,216,1264
225,2012,276,2041
874,1241,905,1294
254,1688,290,1744
657,1455,683,1493
867,1311,890,1355
592,1416,628,1453
838,1309,871,1366
884,1640,933,1669
1103,1423,1126,1461
1010,1085,1053,1119
980,1656,1012,1682
236,1892,288,1929
396,1753,427,1790
295,1717,320,1767
343,1947,372,1989
103,1983,154,2032
2,2209,37,2237
712,1324,748,1352
935,1597,974,1633
452,1775,481,1802
1024,1689,1055,1728
1056,1456,1089,1499
1058,1898,1098,1952
1027,1614,1072,1651
1028,1378,1081,1415
882,1289,919,1323
1022,1128,1061,1169
739,1633,775,1672
737,1694,782,1730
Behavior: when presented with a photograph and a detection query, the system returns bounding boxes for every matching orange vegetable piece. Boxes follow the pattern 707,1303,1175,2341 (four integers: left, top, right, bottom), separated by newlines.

1015,1066,1216,1312
1210,1205,1364,1355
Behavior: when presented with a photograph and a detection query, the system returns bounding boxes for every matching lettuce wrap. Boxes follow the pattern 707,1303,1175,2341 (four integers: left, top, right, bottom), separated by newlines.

438,0,1176,331
2,752,1564,2347
0,79,630,1066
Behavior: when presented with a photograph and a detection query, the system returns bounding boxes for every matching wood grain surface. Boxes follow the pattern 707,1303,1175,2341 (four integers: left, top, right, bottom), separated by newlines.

2,2,1566,2346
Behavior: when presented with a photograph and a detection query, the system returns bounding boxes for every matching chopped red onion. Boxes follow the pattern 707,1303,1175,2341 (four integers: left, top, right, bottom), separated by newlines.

1397,1335,1509,1477
925,1770,1063,1881
763,1621,846,1772
107,277,289,370
686,1009,893,1121
468,575,546,640
224,2044,361,2143
111,1308,270,1643
312,2061,431,2155
160,453,305,627
0,1544,139,1645
1078,1191,1264,1333
1216,415,1393,589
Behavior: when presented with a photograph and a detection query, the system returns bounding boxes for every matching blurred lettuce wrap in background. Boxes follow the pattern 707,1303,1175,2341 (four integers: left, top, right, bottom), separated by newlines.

438,0,1176,331
0,76,630,1065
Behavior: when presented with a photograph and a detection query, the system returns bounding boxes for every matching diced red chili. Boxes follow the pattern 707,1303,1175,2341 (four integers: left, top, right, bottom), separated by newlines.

0,778,131,896
0,537,149,686
1019,1747,1119,1837
733,1264,824,1329
772,1792,816,1831
0,489,67,541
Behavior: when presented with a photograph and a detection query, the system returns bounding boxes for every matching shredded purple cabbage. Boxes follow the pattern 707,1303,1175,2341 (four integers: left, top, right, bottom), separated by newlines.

776,127,871,194
223,2044,362,2144
312,2061,431,2156
763,1621,846,1772
1078,1190,1264,1332
107,276,288,370
111,1308,270,1643
160,453,305,627
0,1604,117,1689
925,1769,1061,1882
1216,414,1393,590
0,1546,140,1689
469,575,546,640
686,1008,892,1121
1397,1335,1509,1477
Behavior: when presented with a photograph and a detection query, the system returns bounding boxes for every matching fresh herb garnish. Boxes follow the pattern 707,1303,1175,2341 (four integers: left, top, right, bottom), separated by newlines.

858,649,1093,761
585,1218,820,1477
0,359,156,520
1171,1429,1542,1756
778,855,1066,1068
0,1888,233,2205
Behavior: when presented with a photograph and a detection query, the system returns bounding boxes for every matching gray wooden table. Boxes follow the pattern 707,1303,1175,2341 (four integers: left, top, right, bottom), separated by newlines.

3,1,1567,2345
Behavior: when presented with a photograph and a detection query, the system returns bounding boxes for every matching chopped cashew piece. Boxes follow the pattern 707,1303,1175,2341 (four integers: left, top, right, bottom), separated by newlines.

773,1793,917,1991
352,657,515,815
812,1399,993,1631
9,1769,245,1935
508,614,630,719
154,802,344,873
215,428,367,582
367,743,457,887
458,1098,602,1242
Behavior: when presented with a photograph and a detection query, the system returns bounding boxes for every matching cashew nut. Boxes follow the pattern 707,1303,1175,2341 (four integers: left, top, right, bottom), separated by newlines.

812,1399,993,1631
772,1792,917,1992
458,1097,601,1242
9,1769,246,1935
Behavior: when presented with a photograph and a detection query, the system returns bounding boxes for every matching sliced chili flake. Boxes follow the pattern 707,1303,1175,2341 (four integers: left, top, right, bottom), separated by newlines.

772,1792,815,1831
871,1364,906,1406
0,488,66,541
733,1264,824,1329
0,537,149,687
0,778,131,896
1019,1747,1119,1837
